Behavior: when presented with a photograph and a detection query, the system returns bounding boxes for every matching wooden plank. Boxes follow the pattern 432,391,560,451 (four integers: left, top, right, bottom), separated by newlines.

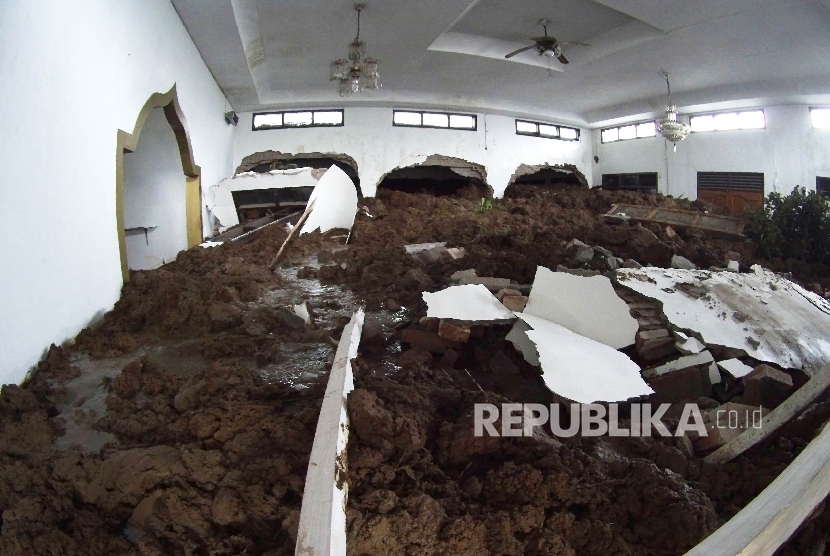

295,309,364,556
705,364,830,464
684,421,830,556
604,203,745,237
269,198,316,269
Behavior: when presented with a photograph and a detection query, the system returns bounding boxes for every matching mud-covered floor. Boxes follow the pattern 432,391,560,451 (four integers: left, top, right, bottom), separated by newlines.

1,185,829,555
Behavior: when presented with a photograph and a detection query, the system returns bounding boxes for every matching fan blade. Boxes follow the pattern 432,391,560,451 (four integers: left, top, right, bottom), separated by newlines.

560,41,591,47
505,45,535,59
557,53,569,64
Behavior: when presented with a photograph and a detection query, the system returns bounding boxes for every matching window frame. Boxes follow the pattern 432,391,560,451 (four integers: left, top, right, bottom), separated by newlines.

252,109,345,131
515,119,581,142
810,108,830,129
600,121,657,143
689,109,766,133
392,110,478,131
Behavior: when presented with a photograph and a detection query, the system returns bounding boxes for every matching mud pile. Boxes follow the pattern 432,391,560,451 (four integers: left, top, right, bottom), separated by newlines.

0,346,322,555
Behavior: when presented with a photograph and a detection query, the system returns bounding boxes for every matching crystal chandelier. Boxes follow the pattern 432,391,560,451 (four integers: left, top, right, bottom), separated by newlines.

330,4,380,96
656,71,690,151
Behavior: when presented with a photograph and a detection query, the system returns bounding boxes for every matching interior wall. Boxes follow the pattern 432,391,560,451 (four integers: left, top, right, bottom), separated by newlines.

0,0,235,385
591,104,830,199
232,108,592,198
123,108,188,270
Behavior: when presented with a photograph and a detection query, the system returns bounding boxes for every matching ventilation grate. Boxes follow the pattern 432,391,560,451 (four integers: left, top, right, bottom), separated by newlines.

697,172,764,192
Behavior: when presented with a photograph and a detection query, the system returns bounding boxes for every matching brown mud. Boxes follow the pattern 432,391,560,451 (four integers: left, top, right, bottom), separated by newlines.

1,185,828,554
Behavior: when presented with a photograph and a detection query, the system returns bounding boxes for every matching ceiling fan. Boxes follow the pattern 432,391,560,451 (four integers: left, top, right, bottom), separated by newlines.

504,19,588,64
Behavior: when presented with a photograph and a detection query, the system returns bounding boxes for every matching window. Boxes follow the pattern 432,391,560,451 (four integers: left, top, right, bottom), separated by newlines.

392,110,477,130
817,177,830,197
515,119,580,141
689,110,765,133
601,173,658,193
600,121,656,143
811,108,830,129
252,109,344,130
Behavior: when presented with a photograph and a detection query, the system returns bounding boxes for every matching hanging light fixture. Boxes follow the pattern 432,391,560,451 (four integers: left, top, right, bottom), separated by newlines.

656,71,690,151
330,4,380,96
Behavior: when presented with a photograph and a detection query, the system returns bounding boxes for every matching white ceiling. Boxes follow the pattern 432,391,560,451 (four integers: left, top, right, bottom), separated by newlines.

171,0,830,127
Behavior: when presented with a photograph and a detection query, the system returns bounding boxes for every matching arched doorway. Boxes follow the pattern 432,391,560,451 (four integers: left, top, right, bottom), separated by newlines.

376,156,491,198
115,87,201,280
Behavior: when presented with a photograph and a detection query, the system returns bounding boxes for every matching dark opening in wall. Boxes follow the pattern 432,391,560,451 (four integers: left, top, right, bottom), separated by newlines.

377,165,491,197
602,173,658,193
817,176,830,198
504,164,587,198
235,151,361,192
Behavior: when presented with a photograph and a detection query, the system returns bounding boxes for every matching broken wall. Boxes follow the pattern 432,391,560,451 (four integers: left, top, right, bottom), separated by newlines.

0,0,235,385
592,105,830,199
232,107,592,198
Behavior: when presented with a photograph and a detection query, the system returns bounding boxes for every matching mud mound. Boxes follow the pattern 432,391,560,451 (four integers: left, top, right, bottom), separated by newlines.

346,363,719,555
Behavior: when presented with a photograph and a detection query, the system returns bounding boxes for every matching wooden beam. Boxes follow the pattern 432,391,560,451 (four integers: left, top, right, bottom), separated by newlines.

295,309,364,556
705,364,830,465
684,421,830,556
269,198,316,270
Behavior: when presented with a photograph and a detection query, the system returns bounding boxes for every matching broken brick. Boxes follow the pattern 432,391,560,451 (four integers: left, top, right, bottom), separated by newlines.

501,295,528,313
638,337,677,361
694,403,768,452
741,364,793,409
400,329,461,353
398,348,433,366
637,316,665,331
647,365,706,404
440,349,458,369
419,317,439,333
636,329,670,349
489,351,520,376
438,320,471,343
495,288,522,301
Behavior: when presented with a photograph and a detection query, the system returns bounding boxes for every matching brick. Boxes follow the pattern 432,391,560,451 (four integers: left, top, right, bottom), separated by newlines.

647,365,706,404
440,348,458,369
638,337,677,361
400,329,460,353
675,434,695,459
495,288,522,301
419,317,439,333
399,348,433,366
438,320,471,343
637,316,665,330
742,364,793,409
457,276,512,291
501,295,528,313
636,329,670,349
694,403,768,452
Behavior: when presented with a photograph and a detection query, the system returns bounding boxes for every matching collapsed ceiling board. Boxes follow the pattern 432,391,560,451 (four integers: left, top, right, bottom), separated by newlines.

617,266,830,374
424,284,515,322
299,165,358,235
517,313,653,403
219,168,320,192
205,186,240,230
524,266,638,349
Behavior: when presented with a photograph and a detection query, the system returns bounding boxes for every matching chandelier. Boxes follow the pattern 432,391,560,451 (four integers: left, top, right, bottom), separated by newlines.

330,4,380,96
656,71,690,151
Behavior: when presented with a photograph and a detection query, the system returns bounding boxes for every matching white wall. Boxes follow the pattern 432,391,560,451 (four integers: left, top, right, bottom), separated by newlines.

592,105,830,198
123,108,188,270
0,0,235,385
232,108,592,197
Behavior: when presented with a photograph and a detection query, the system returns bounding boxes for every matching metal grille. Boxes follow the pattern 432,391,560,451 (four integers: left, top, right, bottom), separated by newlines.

601,173,658,193
697,172,764,192
817,176,830,198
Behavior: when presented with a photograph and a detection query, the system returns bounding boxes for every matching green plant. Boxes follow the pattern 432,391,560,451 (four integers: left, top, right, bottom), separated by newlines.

477,197,494,212
745,187,830,265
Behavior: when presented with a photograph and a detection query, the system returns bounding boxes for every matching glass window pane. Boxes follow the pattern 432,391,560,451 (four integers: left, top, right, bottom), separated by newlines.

394,111,421,126
314,110,343,125
737,110,765,129
560,127,578,140
516,120,537,134
690,115,715,132
618,125,636,140
637,122,656,137
538,124,559,137
449,114,475,129
601,128,619,142
422,112,449,127
713,112,740,130
253,113,282,128
284,111,313,126
812,108,830,129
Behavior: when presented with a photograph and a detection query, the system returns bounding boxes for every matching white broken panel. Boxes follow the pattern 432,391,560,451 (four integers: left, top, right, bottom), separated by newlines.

199,240,223,249
617,266,830,374
300,165,358,235
517,313,653,403
404,242,447,254
642,351,714,379
718,358,754,379
423,284,515,322
205,185,239,230
222,167,320,192
524,266,638,349
675,332,706,355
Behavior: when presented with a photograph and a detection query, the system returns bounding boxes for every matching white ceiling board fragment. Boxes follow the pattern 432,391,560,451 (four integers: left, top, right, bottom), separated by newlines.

424,284,515,322
299,165,358,235
643,351,714,379
205,186,239,230
617,267,830,374
219,168,319,192
506,319,539,367
517,313,653,403
718,358,755,379
524,266,638,349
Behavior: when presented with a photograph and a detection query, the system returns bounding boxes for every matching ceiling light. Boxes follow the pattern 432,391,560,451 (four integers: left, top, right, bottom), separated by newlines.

656,71,690,151
330,4,380,97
